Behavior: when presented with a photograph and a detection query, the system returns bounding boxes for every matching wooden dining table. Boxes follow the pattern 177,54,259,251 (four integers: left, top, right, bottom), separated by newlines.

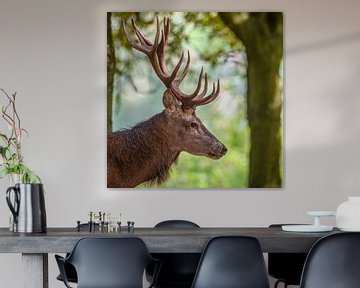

0,226,339,288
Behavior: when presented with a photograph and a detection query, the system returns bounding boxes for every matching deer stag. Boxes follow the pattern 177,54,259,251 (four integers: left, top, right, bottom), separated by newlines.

107,17,227,188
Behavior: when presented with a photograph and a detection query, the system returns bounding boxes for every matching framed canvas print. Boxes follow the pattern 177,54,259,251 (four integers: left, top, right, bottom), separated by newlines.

107,12,283,189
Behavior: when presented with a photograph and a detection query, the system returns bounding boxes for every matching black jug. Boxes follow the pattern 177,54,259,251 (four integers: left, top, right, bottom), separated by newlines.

6,183,47,233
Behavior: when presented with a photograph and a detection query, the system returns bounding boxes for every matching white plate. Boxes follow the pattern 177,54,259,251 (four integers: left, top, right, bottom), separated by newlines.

307,211,336,217
282,225,333,232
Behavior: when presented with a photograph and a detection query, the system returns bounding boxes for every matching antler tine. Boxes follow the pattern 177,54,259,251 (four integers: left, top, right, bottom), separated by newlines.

176,50,190,83
169,52,185,82
152,17,161,53
157,19,171,76
124,17,161,56
171,66,204,101
159,17,170,48
194,73,208,99
157,30,167,75
187,66,204,98
131,18,150,46
122,20,146,53
164,17,170,42
193,79,220,107
171,71,220,108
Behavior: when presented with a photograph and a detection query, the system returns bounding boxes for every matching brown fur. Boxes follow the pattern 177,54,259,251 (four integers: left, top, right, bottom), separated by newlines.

107,112,180,188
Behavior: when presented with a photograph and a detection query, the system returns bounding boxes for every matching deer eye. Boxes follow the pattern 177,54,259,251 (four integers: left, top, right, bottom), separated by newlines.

190,122,198,128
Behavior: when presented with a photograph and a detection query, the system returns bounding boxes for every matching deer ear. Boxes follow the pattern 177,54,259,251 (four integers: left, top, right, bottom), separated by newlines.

163,89,181,112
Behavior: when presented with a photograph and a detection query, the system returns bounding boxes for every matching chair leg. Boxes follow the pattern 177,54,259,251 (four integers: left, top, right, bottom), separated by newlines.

274,280,289,288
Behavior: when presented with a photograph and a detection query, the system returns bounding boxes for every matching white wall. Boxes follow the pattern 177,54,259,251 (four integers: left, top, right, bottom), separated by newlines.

1,0,360,287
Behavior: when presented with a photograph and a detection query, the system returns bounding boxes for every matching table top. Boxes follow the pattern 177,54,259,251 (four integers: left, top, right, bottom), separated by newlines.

0,227,340,254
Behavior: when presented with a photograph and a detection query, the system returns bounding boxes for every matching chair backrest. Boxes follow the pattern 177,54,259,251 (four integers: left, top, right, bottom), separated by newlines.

150,220,201,287
155,220,200,228
300,232,360,288
66,237,154,288
191,236,270,288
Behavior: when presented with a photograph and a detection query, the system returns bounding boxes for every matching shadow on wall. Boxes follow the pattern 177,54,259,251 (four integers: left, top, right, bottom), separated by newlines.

288,31,360,55
286,32,360,209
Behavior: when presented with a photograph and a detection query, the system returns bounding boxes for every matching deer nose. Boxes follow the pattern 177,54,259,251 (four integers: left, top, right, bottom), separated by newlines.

221,145,228,156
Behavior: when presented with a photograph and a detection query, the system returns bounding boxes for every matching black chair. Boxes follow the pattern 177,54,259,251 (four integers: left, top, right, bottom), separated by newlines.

300,232,360,288
268,224,308,288
56,262,77,284
147,220,201,288
55,237,160,288
191,236,270,288
56,223,99,284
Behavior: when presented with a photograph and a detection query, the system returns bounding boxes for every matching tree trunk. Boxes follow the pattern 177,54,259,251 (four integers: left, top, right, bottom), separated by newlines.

219,12,283,188
107,12,116,132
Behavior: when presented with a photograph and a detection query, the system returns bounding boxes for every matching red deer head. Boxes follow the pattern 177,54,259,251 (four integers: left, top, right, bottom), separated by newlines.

107,17,227,188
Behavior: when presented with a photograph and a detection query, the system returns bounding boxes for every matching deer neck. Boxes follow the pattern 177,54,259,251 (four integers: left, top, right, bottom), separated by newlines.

127,112,180,186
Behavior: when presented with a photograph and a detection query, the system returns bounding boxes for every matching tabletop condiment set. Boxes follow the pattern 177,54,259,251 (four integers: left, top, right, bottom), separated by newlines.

76,211,135,233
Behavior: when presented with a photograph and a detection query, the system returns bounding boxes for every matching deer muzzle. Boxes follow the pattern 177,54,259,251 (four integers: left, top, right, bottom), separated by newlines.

208,142,227,160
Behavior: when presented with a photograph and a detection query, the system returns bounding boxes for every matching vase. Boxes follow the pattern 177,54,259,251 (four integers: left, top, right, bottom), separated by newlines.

9,173,22,185
6,183,47,233
336,196,360,231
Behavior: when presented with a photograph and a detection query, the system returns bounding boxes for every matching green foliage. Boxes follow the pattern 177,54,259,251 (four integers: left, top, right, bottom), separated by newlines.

0,161,41,184
0,89,41,184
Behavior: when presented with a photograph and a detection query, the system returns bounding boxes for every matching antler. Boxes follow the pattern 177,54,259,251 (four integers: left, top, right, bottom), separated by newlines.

123,17,220,109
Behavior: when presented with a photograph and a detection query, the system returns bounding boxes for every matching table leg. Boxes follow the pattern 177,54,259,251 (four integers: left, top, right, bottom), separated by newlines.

22,253,48,288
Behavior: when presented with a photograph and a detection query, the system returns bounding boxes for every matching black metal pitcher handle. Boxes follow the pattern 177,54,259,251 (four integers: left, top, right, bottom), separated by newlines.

6,186,20,224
